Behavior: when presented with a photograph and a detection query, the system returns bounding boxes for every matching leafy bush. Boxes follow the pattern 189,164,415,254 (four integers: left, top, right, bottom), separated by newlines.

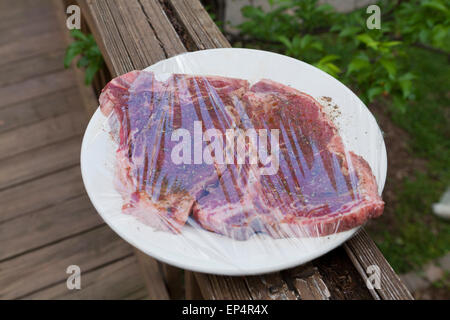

236,0,449,111
64,30,103,85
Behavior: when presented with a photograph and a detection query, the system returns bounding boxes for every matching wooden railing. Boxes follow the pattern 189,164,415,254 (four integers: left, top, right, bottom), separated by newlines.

71,0,413,300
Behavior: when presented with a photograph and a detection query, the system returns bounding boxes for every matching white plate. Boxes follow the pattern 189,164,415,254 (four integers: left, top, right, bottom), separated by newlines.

81,48,387,275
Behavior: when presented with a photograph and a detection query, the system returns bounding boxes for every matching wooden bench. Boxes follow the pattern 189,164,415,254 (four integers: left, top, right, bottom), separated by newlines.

73,0,413,300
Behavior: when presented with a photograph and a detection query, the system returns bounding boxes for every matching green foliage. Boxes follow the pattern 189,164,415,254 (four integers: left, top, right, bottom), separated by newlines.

239,2,295,41
360,48,449,273
64,30,103,85
236,0,449,111
394,0,450,52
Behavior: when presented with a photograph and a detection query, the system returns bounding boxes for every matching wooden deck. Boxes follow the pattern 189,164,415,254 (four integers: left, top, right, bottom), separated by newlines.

0,0,147,299
78,0,413,300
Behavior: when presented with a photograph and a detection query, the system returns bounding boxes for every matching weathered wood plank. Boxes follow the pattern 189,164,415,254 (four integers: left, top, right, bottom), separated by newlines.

162,264,185,299
344,229,414,300
0,0,53,31
24,255,148,300
0,69,75,109
0,111,86,160
311,246,374,300
194,273,253,300
0,89,79,134
134,250,170,300
0,10,59,47
167,0,231,49
0,0,46,13
0,225,133,299
185,270,203,299
79,0,184,75
0,31,64,67
0,165,84,223
0,135,82,191
0,50,65,88
245,273,297,300
0,0,147,301
0,194,102,261
138,0,186,56
283,263,330,300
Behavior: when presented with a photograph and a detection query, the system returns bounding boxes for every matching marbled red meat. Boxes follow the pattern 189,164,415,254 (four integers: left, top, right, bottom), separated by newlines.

192,79,384,239
99,71,384,238
100,71,248,232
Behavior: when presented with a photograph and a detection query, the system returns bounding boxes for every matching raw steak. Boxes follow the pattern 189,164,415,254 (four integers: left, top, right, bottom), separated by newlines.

99,71,384,239
100,70,248,232
192,79,384,239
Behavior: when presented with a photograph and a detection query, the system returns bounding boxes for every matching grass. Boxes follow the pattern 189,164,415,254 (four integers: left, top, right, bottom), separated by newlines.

374,48,450,273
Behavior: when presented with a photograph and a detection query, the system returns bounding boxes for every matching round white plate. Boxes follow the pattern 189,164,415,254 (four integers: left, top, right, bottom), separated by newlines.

81,48,387,275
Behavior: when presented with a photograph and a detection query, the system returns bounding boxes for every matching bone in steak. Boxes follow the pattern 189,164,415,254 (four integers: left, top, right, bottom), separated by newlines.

99,71,384,239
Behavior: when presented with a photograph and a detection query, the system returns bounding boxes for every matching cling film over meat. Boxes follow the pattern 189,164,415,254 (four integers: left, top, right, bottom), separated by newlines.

98,70,384,241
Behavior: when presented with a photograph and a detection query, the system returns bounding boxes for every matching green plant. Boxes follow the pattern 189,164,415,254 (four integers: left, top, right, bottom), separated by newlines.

64,29,103,85
394,0,450,52
236,0,449,111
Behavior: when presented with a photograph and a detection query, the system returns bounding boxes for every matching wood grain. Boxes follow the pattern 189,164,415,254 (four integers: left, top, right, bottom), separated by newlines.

0,10,53,34
0,50,65,88
311,246,374,300
78,0,184,76
0,194,103,261
0,69,75,109
0,0,53,31
244,273,297,300
0,31,64,67
0,10,59,47
0,111,86,161
283,263,330,300
0,226,133,299
162,264,185,299
0,136,82,191
0,0,147,300
194,273,253,300
185,270,203,299
344,229,414,300
0,165,84,223
134,0,186,57
167,0,231,49
24,255,148,300
134,249,170,299
0,89,80,134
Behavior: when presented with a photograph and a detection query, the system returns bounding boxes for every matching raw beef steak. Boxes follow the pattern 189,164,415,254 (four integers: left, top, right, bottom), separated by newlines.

100,70,248,232
192,79,384,239
99,71,384,239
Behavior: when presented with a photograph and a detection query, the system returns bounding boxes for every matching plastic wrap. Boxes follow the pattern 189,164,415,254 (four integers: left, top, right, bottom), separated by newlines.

81,49,386,275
